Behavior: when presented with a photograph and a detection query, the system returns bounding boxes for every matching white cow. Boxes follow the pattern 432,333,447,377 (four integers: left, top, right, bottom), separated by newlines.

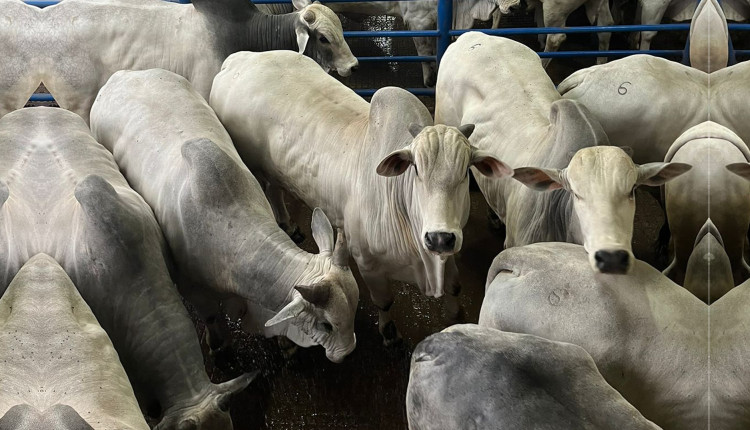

91,68,359,363
480,240,750,428
0,108,254,430
558,54,709,164
406,324,660,430
41,0,357,122
258,0,523,86
210,50,510,345
436,33,690,274
0,0,43,117
0,254,148,430
479,242,708,429
663,121,750,292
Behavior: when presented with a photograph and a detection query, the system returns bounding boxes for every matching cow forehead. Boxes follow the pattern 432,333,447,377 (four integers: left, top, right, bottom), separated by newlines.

306,4,344,34
412,126,472,173
567,147,637,189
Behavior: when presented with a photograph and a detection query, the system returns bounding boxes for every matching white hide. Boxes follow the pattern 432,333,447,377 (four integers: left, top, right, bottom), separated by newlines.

90,69,359,363
0,254,148,430
436,33,690,274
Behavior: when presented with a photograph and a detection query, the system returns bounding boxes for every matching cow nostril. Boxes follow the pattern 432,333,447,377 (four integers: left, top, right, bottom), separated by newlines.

594,250,630,274
442,233,456,249
351,65,359,73
425,232,456,252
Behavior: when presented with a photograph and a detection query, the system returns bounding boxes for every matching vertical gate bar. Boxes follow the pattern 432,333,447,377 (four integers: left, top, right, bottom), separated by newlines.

436,0,453,65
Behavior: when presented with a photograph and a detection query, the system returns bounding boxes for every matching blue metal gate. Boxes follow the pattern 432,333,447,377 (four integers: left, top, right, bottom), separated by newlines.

24,0,748,100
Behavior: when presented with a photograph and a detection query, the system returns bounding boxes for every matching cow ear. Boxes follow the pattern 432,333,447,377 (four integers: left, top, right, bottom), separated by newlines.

376,148,413,177
471,149,512,178
636,162,692,186
311,208,334,255
292,0,312,10
265,298,305,327
512,167,565,191
295,24,310,54
295,282,331,307
216,370,258,410
727,162,750,181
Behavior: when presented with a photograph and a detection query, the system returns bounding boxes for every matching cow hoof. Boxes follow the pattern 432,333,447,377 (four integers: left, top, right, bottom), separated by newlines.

381,321,403,347
279,222,305,244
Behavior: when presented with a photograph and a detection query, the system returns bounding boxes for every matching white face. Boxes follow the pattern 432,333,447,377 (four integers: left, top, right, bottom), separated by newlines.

265,211,359,363
376,124,511,257
295,4,359,77
513,146,691,274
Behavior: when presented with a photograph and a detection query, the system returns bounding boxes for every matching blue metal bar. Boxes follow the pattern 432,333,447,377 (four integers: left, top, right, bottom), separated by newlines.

436,0,452,64
23,0,57,7
29,94,55,102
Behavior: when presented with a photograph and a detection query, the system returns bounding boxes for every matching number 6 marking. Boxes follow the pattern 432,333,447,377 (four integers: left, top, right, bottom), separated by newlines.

618,82,631,95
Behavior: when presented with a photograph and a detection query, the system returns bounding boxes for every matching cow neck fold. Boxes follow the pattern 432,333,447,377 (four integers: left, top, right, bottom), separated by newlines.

233,219,328,313
244,10,301,55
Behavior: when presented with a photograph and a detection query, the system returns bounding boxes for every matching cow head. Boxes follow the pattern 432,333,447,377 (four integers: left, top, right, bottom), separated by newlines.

265,208,358,363
293,0,359,77
513,146,691,275
155,371,258,430
376,124,511,257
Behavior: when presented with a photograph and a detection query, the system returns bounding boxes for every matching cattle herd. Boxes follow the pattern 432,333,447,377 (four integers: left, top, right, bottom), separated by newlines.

0,0,746,428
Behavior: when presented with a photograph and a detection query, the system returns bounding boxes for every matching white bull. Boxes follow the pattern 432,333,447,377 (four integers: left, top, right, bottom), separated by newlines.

0,0,43,118
210,50,510,345
258,0,522,87
0,108,254,430
90,68,359,363
406,324,660,430
663,121,750,293
479,242,708,429
436,33,690,274
558,54,709,164
0,254,148,430
41,0,357,122
480,241,750,429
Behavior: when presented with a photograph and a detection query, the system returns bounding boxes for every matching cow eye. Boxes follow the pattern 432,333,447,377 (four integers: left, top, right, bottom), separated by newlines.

319,36,330,44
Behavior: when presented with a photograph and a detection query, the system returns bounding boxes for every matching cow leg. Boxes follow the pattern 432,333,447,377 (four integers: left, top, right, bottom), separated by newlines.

540,8,569,68
534,6,546,49
412,36,438,87
364,272,402,347
585,0,614,64
637,0,669,50
442,257,464,324
263,180,305,244
491,10,502,28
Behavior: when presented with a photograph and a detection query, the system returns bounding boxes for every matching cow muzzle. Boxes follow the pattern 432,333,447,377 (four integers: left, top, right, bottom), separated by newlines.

424,232,457,255
326,334,357,363
593,249,631,274
337,59,359,77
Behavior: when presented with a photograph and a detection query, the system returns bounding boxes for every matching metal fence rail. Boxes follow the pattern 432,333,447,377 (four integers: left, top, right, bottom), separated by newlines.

25,0,737,101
